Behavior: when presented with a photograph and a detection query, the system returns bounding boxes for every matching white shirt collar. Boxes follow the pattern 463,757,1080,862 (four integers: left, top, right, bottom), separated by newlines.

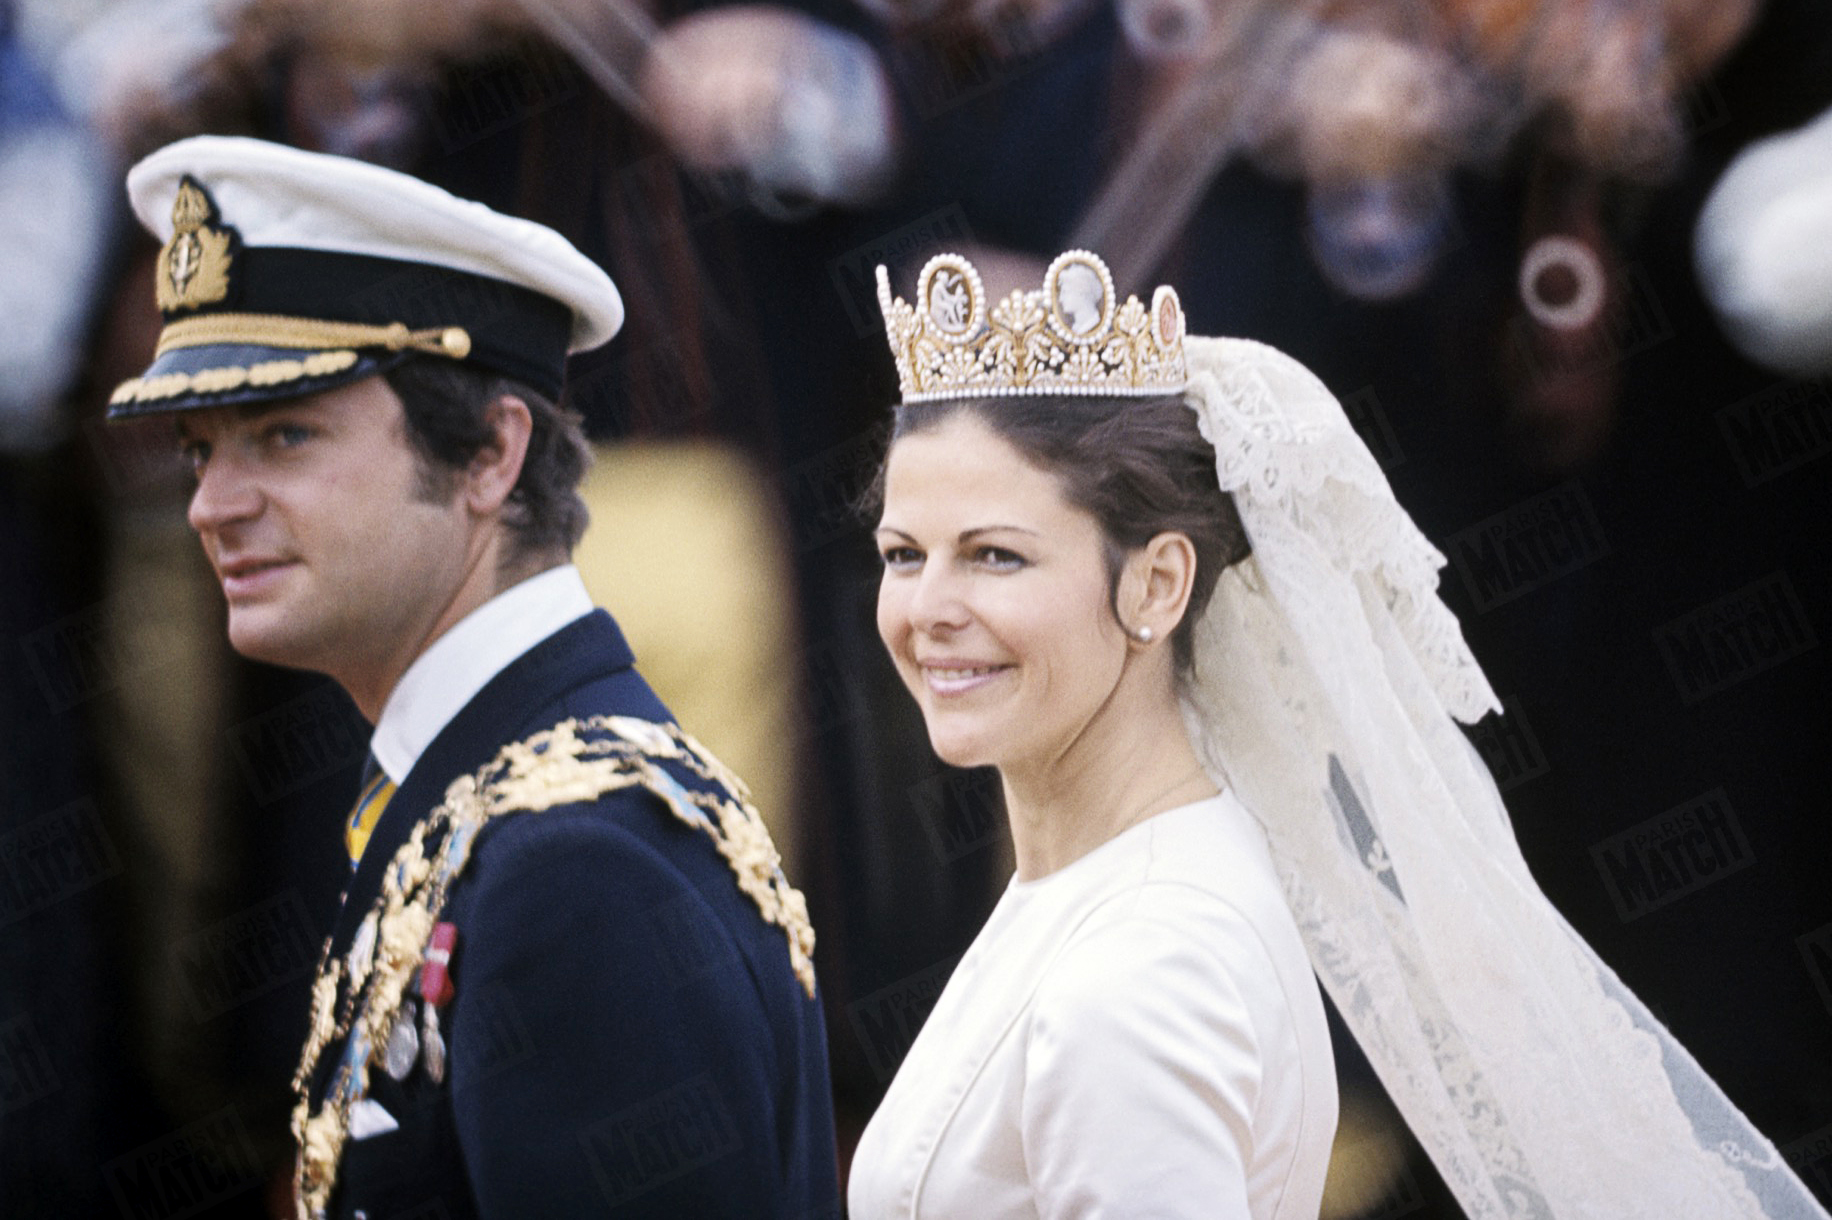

368,564,594,784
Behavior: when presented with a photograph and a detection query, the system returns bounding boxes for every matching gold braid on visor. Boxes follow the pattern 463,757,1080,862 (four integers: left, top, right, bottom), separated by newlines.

111,315,471,407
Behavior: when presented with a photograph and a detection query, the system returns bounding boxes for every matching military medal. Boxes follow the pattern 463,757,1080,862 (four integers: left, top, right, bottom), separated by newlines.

417,922,457,1084
421,1004,446,1085
382,999,420,1081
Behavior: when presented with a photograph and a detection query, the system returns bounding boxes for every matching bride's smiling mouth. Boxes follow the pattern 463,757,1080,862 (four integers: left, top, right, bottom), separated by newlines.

919,662,1014,695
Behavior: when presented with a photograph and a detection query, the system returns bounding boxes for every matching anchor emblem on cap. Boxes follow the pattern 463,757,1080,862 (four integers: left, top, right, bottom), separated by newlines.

156,176,237,313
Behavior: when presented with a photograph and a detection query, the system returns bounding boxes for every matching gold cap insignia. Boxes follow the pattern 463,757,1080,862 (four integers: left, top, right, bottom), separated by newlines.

155,176,236,314
875,249,1187,403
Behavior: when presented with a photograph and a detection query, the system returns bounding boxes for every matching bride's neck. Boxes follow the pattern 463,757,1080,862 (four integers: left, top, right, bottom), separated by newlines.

1000,681,1216,882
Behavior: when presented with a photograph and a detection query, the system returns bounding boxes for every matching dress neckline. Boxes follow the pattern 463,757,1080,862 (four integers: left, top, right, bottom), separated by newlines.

1006,790,1231,895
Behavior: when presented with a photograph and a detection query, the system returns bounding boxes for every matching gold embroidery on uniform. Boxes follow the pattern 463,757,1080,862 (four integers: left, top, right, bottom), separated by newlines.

289,717,815,1220
156,177,235,312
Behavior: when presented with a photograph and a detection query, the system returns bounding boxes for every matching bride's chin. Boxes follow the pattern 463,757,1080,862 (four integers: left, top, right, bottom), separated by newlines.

925,728,995,771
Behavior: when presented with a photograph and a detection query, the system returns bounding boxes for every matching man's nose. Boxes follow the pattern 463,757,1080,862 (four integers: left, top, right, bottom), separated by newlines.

186,450,262,534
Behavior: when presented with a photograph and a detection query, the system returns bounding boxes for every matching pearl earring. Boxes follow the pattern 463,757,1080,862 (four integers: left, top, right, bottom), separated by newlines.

1133,625,1155,643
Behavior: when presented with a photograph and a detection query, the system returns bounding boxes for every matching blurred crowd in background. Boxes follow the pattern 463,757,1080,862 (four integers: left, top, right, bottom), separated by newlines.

2,0,1830,1215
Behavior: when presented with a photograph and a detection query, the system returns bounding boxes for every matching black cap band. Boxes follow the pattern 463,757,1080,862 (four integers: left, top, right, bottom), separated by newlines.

213,247,573,398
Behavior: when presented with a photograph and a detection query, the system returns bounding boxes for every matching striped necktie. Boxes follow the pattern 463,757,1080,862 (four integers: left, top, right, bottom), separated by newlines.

345,755,397,868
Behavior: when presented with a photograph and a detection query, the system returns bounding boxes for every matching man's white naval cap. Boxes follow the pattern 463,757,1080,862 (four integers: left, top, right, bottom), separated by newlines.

108,135,623,418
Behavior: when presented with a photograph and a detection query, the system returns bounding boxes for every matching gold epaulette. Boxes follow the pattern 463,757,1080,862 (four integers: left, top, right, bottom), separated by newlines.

289,715,815,1220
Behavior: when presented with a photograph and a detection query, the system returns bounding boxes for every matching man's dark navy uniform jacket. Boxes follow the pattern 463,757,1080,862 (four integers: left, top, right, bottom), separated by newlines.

314,609,840,1218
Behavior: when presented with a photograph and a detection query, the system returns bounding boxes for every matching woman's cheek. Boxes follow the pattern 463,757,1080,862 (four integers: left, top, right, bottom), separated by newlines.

875,581,910,657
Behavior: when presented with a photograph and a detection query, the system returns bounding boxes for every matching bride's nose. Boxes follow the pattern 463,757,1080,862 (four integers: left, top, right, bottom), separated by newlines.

908,563,972,635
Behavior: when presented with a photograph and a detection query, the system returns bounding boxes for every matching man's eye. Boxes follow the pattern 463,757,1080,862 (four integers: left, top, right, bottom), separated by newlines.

269,423,312,447
181,441,210,473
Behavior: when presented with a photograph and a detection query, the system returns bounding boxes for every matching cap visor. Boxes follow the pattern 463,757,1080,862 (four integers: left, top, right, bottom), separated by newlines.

107,343,409,419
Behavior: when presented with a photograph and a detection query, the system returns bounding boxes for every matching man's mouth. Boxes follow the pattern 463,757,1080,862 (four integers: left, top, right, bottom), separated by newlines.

217,556,296,599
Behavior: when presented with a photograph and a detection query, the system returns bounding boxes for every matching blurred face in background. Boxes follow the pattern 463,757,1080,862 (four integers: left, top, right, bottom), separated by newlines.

874,412,1133,777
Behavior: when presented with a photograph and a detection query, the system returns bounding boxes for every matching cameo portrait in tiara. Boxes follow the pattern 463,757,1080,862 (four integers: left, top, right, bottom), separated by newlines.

1048,253,1107,336
848,250,1828,1220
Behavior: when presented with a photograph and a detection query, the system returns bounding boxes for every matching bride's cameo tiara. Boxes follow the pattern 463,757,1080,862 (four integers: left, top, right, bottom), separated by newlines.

875,249,1188,402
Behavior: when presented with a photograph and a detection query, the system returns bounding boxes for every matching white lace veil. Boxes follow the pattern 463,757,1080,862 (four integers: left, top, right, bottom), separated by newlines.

1177,335,1828,1220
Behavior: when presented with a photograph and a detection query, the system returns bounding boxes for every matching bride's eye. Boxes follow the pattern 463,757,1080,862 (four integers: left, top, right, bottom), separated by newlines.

975,546,1027,571
880,545,923,570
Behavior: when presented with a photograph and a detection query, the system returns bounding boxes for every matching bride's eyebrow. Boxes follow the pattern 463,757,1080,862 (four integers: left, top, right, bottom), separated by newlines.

872,525,1040,544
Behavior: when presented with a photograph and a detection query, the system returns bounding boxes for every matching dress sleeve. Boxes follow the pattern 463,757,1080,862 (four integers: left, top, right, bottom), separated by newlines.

1021,893,1269,1220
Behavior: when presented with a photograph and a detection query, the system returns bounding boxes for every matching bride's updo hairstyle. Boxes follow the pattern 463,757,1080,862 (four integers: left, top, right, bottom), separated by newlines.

885,392,1251,676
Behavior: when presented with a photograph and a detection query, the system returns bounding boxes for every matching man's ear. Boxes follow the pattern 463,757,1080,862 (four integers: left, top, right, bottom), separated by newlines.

464,395,533,515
